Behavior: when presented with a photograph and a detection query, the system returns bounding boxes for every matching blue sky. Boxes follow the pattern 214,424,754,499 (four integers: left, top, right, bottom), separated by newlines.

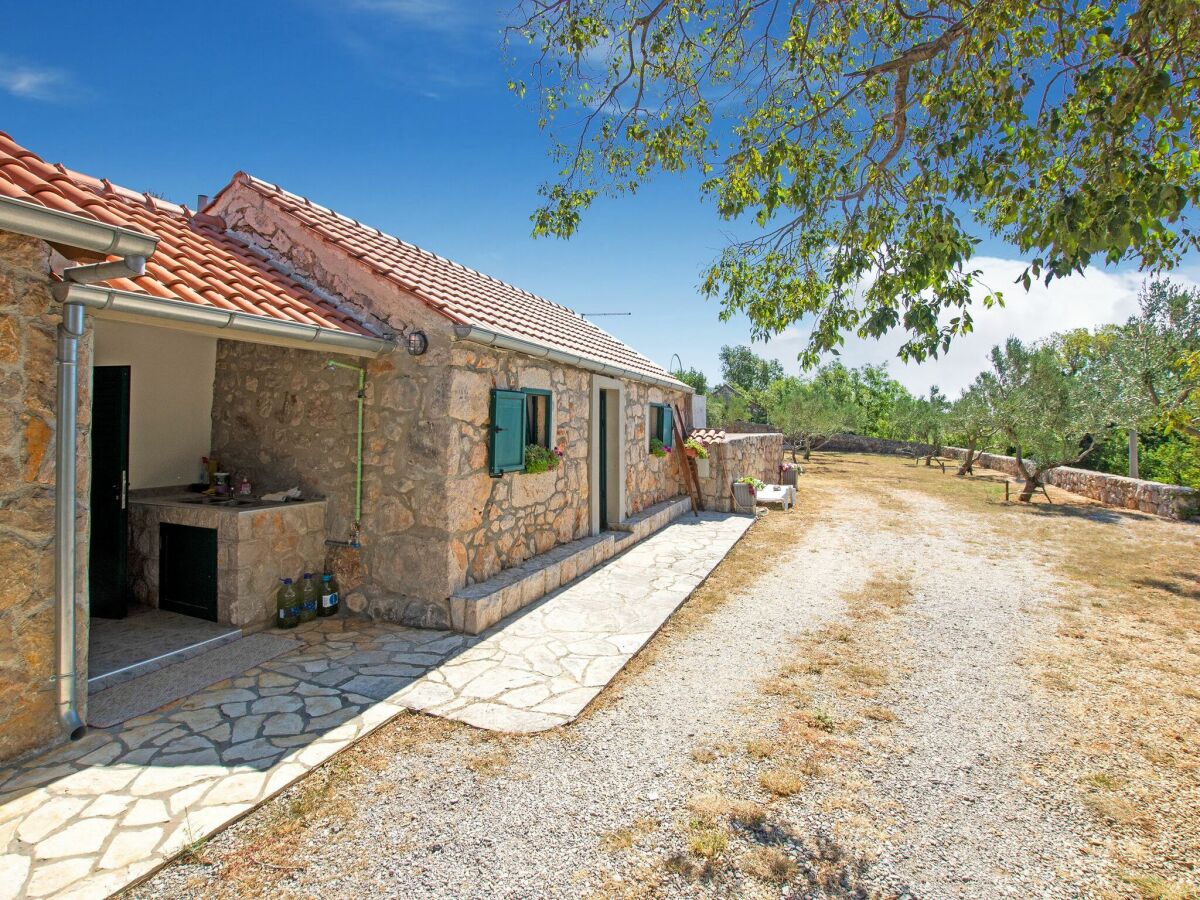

2,1,1195,395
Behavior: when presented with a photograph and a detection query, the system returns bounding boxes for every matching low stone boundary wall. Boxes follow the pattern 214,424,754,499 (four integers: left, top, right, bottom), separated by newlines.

812,434,1197,520
940,448,1198,520
697,432,784,512
724,420,778,435
819,434,936,456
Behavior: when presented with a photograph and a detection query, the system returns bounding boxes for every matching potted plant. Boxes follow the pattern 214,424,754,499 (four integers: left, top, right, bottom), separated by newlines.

523,444,562,474
737,476,766,495
682,438,709,460
649,438,668,459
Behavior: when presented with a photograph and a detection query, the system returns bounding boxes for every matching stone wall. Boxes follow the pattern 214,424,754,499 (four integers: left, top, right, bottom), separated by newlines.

814,433,1197,520
210,329,690,632
941,449,1198,520
818,434,936,456
625,381,690,515
128,497,327,628
696,433,784,512
723,420,777,435
0,232,91,763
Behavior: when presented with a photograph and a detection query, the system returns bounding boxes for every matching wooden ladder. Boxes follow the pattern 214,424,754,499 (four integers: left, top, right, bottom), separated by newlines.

671,402,704,514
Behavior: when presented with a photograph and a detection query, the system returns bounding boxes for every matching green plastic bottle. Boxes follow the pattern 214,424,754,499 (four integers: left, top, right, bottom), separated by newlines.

299,573,319,623
276,578,300,629
318,572,340,618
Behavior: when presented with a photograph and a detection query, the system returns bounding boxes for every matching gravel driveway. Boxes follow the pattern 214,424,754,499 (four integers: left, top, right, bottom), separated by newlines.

128,464,1111,899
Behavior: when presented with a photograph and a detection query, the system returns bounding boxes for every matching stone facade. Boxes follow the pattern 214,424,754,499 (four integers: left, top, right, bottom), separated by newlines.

207,182,691,631
694,433,784,512
0,232,91,764
210,334,691,631
127,497,327,628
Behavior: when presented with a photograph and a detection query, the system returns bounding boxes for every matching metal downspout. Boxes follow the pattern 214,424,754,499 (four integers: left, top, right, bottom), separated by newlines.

55,302,87,740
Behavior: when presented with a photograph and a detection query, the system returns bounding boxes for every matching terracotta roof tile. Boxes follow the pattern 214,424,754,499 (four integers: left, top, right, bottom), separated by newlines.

0,132,381,340
688,428,727,445
228,174,684,387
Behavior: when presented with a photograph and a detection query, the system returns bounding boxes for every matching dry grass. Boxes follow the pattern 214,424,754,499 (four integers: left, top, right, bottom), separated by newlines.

809,451,1200,894
464,748,511,776
758,768,806,797
745,738,778,760
687,821,730,860
599,817,658,853
740,846,799,884
690,746,718,764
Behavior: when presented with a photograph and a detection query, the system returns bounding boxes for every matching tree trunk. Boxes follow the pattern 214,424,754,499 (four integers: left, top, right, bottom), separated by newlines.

1018,477,1039,503
802,441,812,461
956,440,977,477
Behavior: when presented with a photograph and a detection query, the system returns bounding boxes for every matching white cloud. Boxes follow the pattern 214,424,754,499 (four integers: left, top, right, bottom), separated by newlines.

762,257,1200,397
0,59,70,101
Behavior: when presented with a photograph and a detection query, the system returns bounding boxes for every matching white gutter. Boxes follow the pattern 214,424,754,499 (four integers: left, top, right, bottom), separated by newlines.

452,323,689,392
0,195,158,258
52,283,397,357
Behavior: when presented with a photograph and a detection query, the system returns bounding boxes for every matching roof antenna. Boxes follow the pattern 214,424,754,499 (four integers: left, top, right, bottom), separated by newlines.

581,311,631,318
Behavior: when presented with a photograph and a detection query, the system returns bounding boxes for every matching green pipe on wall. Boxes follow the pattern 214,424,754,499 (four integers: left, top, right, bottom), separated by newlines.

326,359,365,546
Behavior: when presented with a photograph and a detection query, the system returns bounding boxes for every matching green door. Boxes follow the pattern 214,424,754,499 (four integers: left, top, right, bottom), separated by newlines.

89,366,130,619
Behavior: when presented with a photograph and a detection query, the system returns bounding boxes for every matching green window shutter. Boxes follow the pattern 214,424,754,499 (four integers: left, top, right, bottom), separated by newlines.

490,389,527,475
660,404,674,449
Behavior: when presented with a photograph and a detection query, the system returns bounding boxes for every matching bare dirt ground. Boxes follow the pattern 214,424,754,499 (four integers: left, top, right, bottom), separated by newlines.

126,453,1199,900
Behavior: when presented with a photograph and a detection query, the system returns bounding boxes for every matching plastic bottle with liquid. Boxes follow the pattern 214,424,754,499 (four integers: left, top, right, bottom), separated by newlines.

318,573,340,618
299,573,319,623
276,578,300,629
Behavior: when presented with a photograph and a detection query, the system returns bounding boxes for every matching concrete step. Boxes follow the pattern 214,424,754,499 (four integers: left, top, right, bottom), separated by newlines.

449,495,693,635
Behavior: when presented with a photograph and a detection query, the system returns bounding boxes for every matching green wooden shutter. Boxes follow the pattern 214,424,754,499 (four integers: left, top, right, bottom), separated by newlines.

489,389,527,475
660,404,674,449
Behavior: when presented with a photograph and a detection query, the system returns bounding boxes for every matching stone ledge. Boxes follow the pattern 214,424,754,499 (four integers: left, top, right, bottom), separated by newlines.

610,496,693,543
449,496,693,635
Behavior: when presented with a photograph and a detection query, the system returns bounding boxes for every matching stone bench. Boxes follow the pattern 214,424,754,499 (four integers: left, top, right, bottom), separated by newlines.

449,496,693,635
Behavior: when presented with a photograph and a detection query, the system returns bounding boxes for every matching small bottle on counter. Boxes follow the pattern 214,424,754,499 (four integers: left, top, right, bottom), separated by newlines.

319,572,340,617
238,476,252,496
276,578,300,629
299,573,319,623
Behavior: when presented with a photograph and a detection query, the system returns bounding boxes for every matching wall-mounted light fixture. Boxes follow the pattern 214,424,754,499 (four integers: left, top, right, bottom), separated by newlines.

406,330,428,356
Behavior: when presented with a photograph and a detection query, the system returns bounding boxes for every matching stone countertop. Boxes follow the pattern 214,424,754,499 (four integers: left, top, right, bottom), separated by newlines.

129,494,327,514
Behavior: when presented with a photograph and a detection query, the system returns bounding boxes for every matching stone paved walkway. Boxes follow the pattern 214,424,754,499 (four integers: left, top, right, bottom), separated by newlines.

0,512,752,899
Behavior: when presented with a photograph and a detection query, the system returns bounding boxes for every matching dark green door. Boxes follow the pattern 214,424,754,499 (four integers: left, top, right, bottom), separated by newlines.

159,524,219,621
598,390,609,530
89,366,130,619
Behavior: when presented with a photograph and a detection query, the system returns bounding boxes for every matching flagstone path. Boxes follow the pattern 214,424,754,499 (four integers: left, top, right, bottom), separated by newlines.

0,511,753,900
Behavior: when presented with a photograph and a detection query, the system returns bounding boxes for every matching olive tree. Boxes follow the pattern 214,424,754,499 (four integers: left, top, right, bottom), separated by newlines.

508,0,1199,366
766,377,862,460
987,337,1117,502
947,376,999,476
1103,279,1200,438
892,386,949,464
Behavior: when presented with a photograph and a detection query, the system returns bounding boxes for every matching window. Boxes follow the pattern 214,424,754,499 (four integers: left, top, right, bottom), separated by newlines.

489,389,526,475
649,402,674,450
489,388,554,476
524,389,553,449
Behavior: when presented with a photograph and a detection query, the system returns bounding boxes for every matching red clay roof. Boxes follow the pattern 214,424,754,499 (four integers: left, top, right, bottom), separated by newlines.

0,132,379,337
225,174,684,386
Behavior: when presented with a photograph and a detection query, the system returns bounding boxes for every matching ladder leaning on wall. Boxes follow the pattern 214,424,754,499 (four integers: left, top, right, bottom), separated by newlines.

671,402,704,515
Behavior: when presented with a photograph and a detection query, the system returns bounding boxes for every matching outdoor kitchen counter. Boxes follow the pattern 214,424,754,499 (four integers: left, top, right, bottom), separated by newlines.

128,495,327,628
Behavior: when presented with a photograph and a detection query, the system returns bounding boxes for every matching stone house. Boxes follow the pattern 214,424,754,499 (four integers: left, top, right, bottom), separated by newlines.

0,131,696,763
